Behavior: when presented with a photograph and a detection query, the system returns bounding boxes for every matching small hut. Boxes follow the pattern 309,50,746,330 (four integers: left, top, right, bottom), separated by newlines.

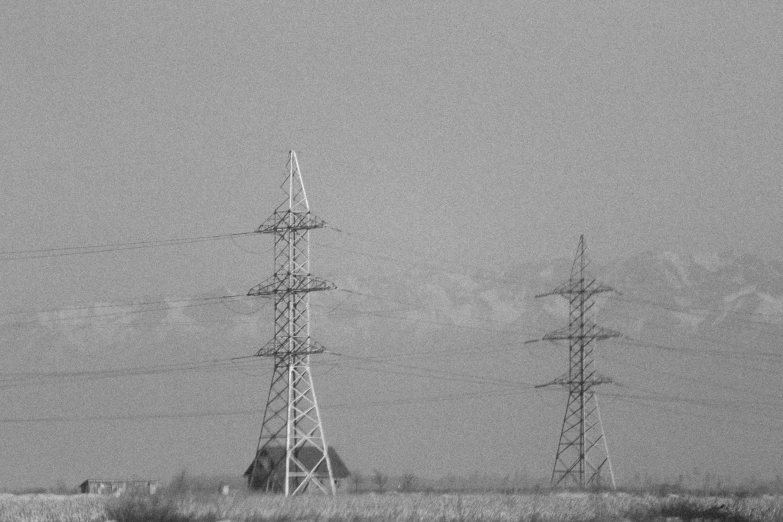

244,446,350,492
79,479,159,496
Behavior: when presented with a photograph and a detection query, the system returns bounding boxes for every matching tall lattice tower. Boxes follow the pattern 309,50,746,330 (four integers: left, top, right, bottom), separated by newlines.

534,235,619,490
246,150,337,496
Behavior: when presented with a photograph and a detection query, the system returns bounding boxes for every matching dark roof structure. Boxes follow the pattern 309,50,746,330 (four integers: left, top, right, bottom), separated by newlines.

244,446,350,490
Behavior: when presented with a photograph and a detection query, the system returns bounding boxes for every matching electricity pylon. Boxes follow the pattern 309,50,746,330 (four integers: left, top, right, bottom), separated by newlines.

532,235,619,490
246,150,336,496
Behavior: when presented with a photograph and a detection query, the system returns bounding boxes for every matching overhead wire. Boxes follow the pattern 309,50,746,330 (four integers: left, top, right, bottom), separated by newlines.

316,225,525,285
311,301,525,335
600,301,783,365
609,292,783,334
1,318,260,329
0,356,267,390
323,224,783,363
579,302,783,407
0,386,530,424
3,215,783,441
601,352,783,403
608,380,783,417
602,388,783,426
321,349,536,389
605,391,783,433
319,223,783,427
0,408,266,425
6,373,781,426
0,183,571,426
331,288,536,333
0,293,261,325
0,232,257,261
230,234,273,255
323,387,525,412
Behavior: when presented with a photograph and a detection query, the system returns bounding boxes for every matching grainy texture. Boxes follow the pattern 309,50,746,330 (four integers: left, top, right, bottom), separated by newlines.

4,491,783,522
0,494,107,522
176,492,783,522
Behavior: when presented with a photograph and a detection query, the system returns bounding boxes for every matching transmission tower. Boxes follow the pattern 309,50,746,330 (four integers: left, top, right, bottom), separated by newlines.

533,235,619,490
246,150,337,496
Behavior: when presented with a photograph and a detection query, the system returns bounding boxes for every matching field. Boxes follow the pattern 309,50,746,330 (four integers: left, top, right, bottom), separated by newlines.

2,491,783,522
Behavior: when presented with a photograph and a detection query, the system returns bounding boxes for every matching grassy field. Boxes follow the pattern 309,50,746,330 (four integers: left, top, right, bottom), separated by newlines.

0,493,107,522
2,490,783,522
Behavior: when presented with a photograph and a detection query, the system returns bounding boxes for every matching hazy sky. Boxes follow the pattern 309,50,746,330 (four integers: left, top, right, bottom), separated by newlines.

1,2,783,489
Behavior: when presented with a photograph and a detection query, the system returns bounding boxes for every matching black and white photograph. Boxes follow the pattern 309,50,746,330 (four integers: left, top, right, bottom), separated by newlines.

1,2,782,520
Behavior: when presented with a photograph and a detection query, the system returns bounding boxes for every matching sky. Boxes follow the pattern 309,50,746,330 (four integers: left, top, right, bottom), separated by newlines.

1,1,783,489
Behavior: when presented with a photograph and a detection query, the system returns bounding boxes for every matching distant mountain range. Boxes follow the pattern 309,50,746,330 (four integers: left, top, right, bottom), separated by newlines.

9,250,783,360
318,250,783,338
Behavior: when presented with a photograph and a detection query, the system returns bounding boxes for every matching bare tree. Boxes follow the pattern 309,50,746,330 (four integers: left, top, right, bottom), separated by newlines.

349,471,363,493
167,469,190,496
372,469,388,493
398,473,417,493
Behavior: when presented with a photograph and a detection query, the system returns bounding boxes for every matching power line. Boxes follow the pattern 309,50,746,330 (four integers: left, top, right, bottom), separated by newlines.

0,293,254,322
606,393,783,433
0,232,256,261
602,387,783,419
0,356,257,380
610,293,783,329
311,301,524,335
332,288,534,332
0,357,266,389
323,388,525,411
314,235,523,286
0,408,265,424
322,350,536,389
318,342,531,363
0,388,527,425
323,227,783,333
2,341,781,430
603,303,783,367
598,301,783,367
6,315,268,330
601,352,783,403
4,380,782,427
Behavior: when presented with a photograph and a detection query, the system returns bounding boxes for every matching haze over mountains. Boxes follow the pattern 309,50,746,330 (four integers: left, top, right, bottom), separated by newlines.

3,248,782,489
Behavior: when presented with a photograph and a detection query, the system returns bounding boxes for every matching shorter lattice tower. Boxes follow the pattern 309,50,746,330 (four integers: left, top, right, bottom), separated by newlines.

246,151,336,496
533,235,619,490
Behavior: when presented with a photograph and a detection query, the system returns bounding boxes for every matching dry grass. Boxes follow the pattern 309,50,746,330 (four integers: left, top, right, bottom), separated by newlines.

120,491,783,522
3,490,783,522
0,493,107,522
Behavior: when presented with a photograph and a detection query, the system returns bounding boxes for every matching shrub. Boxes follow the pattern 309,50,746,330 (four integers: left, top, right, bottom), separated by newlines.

629,496,749,522
372,469,389,493
105,494,194,522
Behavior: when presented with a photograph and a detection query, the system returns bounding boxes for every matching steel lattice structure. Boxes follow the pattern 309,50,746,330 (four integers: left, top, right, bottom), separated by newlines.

246,151,336,496
534,235,619,490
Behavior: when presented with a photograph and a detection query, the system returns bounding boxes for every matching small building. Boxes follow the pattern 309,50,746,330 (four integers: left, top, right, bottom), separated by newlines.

79,479,159,496
244,446,350,492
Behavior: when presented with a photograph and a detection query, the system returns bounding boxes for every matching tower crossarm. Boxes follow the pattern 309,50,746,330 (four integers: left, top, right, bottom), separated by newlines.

256,210,328,233
247,275,336,297
535,372,614,389
534,372,570,388
256,339,327,357
540,326,622,342
535,279,615,299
